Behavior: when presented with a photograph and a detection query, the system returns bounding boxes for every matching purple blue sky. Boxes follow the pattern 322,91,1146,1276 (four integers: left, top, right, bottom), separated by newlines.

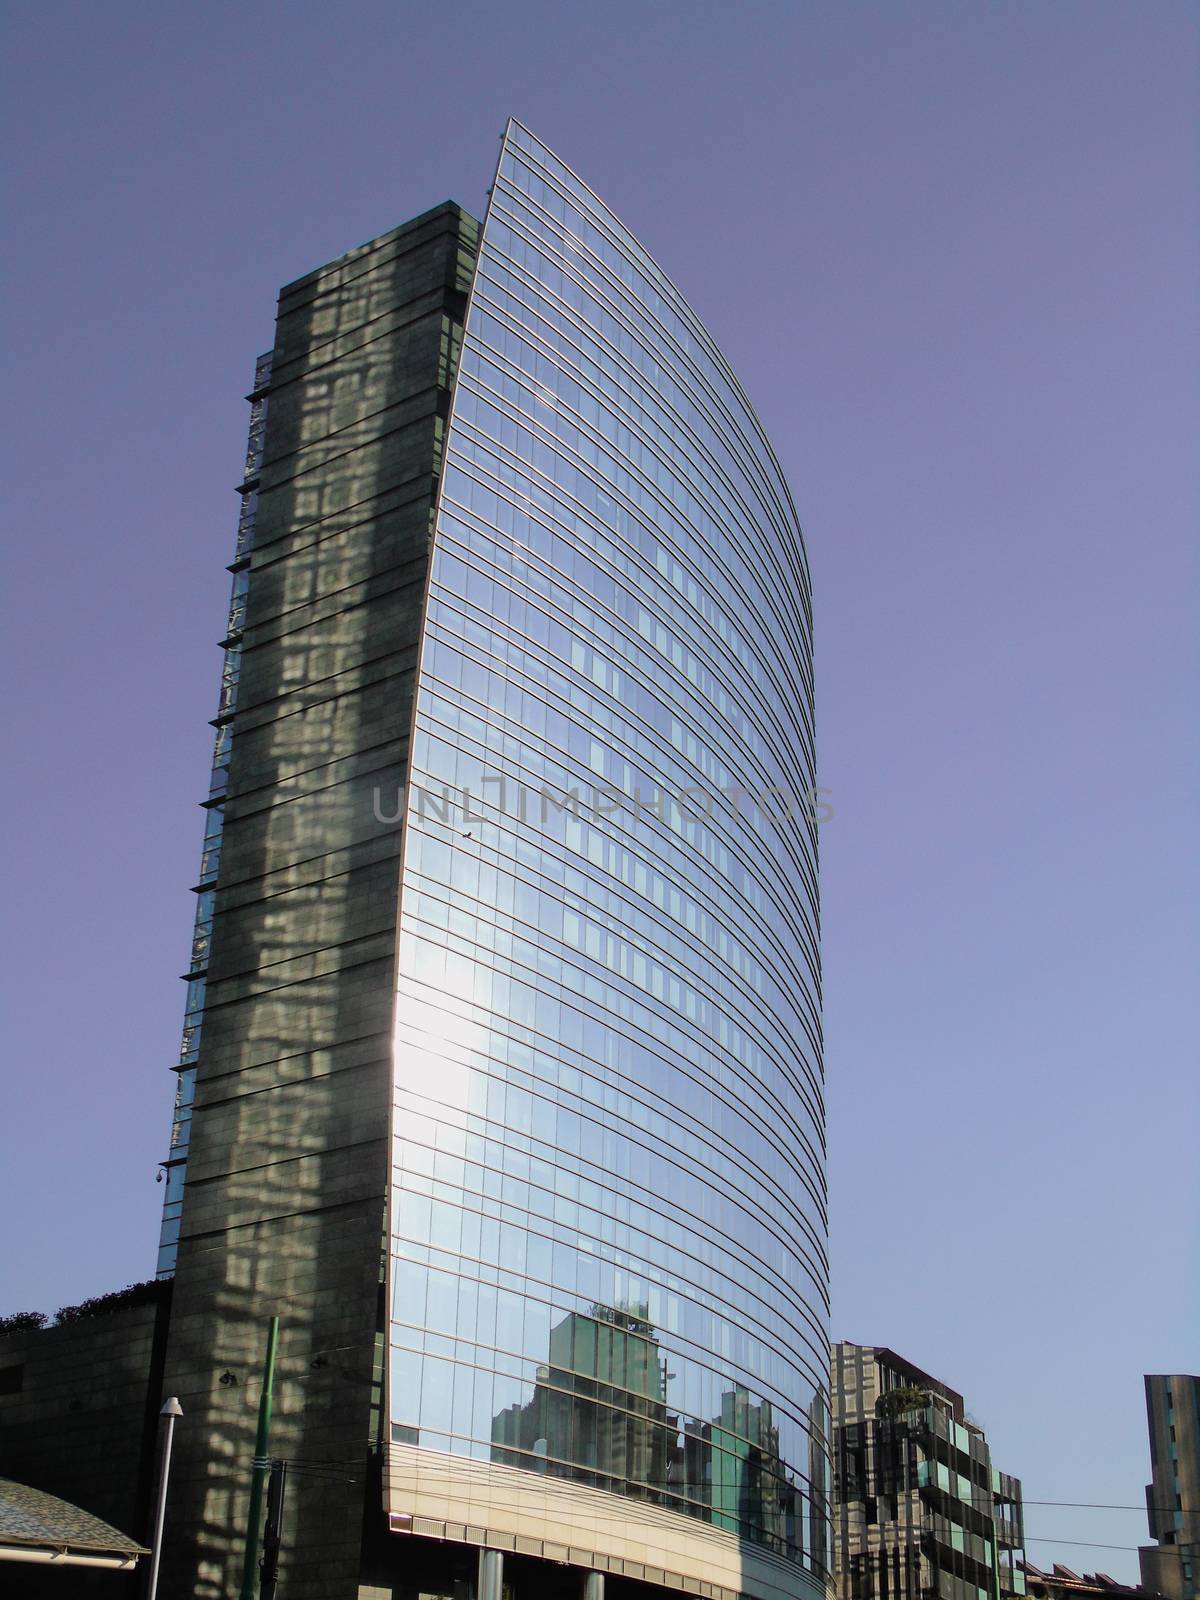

3,1,1196,1576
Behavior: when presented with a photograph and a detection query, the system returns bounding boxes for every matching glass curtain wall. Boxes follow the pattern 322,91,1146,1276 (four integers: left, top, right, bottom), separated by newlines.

389,121,828,1587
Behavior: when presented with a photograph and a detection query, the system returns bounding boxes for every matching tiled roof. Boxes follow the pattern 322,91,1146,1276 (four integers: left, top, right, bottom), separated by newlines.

0,1479,147,1556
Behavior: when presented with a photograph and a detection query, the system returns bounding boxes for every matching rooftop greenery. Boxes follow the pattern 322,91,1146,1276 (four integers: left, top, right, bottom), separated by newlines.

0,1280,167,1335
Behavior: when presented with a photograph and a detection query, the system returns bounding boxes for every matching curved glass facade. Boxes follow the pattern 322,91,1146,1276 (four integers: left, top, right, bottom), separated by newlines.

389,122,827,1594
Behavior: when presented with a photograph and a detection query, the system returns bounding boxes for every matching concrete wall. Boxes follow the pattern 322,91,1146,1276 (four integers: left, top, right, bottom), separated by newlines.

158,204,479,1600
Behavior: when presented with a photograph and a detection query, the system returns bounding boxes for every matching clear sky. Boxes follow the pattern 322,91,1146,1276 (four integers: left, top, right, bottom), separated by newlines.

2,0,1196,1578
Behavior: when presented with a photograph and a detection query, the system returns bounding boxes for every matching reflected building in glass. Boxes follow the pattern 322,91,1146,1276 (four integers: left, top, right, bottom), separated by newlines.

155,120,827,1600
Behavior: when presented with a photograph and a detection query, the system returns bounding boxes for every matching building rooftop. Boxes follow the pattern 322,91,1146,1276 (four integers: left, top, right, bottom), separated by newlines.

1021,1561,1161,1599
0,1477,147,1561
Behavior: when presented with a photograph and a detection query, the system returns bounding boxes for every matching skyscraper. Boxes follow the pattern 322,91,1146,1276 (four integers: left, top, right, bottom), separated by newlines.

156,121,827,1600
1139,1375,1200,1600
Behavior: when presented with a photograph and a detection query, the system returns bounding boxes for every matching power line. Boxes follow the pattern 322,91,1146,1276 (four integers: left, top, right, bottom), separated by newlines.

287,1447,1193,1519
1023,1536,1143,1553
1024,1498,1197,1514
272,1452,1162,1556
266,1446,1193,1560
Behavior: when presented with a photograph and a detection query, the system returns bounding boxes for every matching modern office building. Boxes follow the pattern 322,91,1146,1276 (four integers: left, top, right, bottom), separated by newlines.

1139,1375,1200,1600
830,1343,1024,1600
153,120,827,1600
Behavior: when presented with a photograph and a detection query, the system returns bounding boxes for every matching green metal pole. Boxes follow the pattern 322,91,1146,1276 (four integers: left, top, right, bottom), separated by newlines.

238,1316,280,1600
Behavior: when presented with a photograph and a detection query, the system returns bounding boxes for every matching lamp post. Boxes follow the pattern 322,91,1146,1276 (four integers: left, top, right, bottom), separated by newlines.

145,1396,182,1600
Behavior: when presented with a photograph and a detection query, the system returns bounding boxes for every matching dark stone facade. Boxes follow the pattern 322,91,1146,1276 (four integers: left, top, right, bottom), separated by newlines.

157,203,479,1600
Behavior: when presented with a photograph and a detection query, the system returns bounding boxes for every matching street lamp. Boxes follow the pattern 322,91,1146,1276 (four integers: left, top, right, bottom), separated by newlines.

145,1396,182,1600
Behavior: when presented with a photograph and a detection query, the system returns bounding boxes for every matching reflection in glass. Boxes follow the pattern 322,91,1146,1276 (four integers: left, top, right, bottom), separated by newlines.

489,1303,814,1564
